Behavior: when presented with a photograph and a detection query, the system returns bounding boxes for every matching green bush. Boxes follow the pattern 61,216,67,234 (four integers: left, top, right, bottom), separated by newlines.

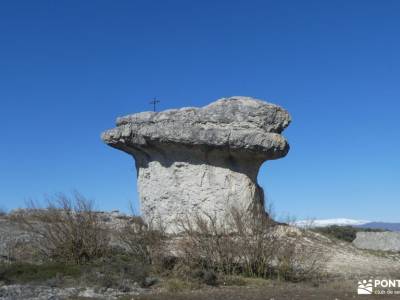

92,255,149,288
0,257,149,288
313,225,385,242
0,262,81,284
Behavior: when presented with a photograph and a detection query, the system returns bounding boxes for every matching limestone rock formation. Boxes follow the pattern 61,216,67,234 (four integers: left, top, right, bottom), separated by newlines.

102,96,291,229
353,232,400,252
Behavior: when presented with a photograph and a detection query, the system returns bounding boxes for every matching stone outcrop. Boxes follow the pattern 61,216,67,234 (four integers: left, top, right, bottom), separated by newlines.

353,232,400,252
102,96,291,229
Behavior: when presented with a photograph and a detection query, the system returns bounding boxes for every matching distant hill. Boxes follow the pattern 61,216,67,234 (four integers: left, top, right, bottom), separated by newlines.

356,222,400,231
295,219,400,231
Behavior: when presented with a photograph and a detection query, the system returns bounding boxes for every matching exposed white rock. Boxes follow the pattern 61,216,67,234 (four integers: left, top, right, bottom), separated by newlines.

353,232,400,252
102,96,291,230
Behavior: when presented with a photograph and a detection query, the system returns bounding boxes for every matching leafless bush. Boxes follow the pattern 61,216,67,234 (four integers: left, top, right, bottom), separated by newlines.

12,193,110,264
105,203,323,284
272,229,326,282
175,207,326,282
175,208,276,278
119,216,167,269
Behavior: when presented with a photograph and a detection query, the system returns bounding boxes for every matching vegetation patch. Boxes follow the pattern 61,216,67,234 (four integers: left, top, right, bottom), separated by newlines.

0,262,81,284
163,278,201,293
1,194,330,297
313,225,385,243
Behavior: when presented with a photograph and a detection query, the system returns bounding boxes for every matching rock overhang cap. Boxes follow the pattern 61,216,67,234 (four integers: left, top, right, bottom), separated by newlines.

102,96,291,160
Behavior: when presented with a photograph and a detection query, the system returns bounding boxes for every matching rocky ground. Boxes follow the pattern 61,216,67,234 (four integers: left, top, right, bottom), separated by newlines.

134,281,400,300
0,284,147,300
1,212,400,300
301,229,400,278
1,279,399,300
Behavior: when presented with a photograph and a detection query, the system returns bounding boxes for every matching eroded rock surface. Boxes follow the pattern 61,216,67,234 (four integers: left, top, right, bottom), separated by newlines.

353,232,400,252
102,96,291,228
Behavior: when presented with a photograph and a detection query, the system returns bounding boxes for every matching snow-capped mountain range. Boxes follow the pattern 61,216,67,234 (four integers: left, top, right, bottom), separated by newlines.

294,218,369,227
294,218,400,231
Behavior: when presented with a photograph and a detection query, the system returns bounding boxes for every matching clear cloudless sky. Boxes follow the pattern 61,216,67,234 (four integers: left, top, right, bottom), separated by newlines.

0,0,399,221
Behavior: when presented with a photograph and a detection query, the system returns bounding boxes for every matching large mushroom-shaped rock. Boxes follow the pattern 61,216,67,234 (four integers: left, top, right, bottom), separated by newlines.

102,96,290,228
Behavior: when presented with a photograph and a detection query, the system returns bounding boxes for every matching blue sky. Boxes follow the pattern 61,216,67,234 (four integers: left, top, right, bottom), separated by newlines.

0,0,399,221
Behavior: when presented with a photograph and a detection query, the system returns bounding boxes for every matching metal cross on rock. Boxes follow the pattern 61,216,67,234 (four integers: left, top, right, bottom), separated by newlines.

149,97,160,112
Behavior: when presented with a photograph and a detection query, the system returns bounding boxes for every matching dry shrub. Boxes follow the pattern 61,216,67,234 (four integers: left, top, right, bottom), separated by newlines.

175,207,326,282
1,232,16,264
273,231,326,282
12,193,110,264
119,216,167,270
175,208,276,278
